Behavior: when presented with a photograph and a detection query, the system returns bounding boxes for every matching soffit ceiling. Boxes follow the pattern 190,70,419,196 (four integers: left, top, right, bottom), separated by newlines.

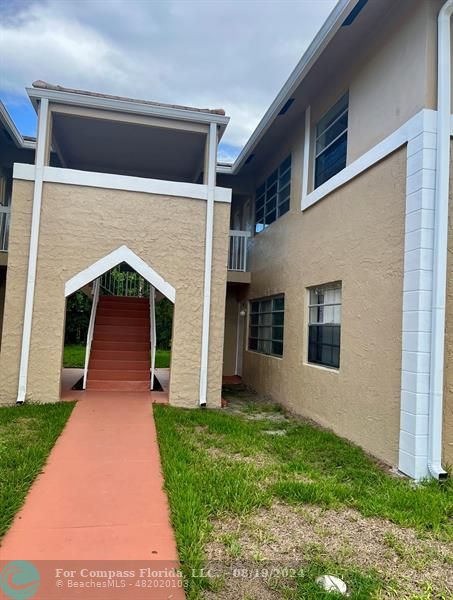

52,112,206,183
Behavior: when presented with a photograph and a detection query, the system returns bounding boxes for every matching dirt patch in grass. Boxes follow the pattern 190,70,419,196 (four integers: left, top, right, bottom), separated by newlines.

205,502,453,599
204,445,277,469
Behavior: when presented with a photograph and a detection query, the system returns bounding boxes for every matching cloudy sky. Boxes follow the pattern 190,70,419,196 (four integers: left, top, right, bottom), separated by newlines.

0,0,336,162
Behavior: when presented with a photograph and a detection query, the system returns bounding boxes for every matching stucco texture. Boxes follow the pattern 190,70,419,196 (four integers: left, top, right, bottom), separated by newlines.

0,180,229,408
242,149,406,467
223,290,239,376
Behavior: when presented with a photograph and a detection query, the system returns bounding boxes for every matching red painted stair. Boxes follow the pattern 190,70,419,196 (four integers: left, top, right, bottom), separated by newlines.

86,296,151,392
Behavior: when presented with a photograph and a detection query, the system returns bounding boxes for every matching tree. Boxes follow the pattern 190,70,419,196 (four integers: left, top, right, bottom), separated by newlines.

155,298,173,350
65,291,92,344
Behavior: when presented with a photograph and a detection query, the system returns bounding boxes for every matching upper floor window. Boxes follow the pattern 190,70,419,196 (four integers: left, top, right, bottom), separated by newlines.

255,155,291,233
308,282,341,369
249,295,285,357
314,93,348,189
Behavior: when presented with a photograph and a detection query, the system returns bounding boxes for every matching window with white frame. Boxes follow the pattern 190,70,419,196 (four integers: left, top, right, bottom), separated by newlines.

314,93,348,189
249,295,284,357
308,283,341,368
255,155,291,233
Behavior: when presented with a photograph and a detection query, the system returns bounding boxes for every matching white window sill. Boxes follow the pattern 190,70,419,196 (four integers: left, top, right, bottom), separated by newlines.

303,361,340,374
246,349,283,361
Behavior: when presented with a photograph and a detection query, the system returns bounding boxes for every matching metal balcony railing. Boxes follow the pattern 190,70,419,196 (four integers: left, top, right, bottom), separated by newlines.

0,207,10,252
228,230,251,272
100,265,150,297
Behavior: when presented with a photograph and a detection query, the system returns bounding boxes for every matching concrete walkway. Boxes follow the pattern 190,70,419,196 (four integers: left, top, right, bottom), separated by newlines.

0,392,185,599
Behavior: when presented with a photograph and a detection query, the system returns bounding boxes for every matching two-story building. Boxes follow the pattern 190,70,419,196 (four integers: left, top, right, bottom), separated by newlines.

0,0,452,481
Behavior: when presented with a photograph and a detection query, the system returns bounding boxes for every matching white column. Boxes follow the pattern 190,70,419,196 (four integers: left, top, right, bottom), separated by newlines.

16,99,50,404
150,286,156,390
398,111,437,479
199,122,217,405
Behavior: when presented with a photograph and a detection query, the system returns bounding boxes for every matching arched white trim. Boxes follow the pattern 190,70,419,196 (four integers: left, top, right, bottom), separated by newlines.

64,245,176,303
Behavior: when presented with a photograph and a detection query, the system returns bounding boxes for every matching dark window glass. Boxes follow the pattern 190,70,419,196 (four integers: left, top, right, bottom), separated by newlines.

255,156,291,233
308,325,340,368
315,133,347,189
249,295,285,357
315,94,348,188
308,284,341,368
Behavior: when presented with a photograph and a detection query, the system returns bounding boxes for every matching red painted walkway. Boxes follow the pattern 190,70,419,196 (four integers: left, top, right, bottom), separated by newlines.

0,392,185,599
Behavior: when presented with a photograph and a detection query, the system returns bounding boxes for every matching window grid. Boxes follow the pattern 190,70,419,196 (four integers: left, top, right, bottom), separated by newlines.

314,94,348,189
255,156,291,233
308,283,341,369
249,295,285,357
314,106,348,159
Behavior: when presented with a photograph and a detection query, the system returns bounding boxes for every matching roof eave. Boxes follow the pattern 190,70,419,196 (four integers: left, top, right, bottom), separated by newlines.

27,87,230,139
216,164,233,174
230,0,360,174
0,101,35,150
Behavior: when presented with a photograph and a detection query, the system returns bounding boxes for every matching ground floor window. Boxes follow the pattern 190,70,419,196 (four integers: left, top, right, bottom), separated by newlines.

308,282,341,368
248,295,284,357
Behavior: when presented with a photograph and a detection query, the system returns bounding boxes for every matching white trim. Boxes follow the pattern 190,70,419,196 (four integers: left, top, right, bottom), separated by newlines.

150,287,156,390
64,245,176,303
16,98,49,404
427,0,453,480
228,0,359,172
12,163,232,204
83,278,100,389
301,106,311,201
301,110,431,211
0,101,35,150
13,163,35,181
28,87,229,137
398,111,437,479
235,303,245,377
199,122,217,406
216,164,233,174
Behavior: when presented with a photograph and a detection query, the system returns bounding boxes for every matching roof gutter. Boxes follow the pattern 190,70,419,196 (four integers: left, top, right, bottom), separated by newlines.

228,0,359,173
428,0,453,480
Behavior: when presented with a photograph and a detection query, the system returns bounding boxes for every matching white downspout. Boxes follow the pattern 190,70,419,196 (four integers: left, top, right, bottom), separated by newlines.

199,122,218,406
428,0,453,479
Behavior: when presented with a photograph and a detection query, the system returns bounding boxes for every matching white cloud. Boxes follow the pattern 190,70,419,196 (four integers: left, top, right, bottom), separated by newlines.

0,0,337,149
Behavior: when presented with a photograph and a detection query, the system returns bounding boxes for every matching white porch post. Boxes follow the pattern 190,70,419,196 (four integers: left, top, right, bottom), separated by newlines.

199,122,217,406
150,286,156,390
16,98,50,404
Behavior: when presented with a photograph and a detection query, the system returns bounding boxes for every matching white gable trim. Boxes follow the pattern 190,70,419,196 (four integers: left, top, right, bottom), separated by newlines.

65,245,176,303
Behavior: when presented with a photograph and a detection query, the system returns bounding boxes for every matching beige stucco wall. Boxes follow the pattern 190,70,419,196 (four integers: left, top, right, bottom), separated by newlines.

273,0,443,193
346,0,437,162
442,143,453,467
223,290,239,376
242,149,406,467
0,179,229,408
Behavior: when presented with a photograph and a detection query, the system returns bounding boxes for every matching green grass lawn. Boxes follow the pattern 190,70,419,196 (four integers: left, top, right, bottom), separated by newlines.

63,345,171,368
154,389,453,599
155,349,171,368
63,344,86,368
0,402,75,539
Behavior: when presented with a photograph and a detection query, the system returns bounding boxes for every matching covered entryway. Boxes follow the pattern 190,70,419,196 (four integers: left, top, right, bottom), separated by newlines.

61,247,175,402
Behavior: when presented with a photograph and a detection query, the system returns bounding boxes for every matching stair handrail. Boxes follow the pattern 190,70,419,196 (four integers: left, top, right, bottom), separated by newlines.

149,286,156,390
83,277,101,389
100,268,150,297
